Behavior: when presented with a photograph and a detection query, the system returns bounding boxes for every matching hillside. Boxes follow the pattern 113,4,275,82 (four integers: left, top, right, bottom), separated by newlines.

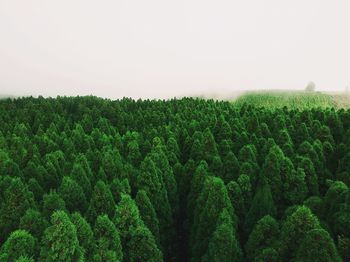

233,90,336,109
0,96,348,261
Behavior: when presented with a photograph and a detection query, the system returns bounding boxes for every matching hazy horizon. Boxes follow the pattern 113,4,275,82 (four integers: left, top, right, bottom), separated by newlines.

1,1,350,99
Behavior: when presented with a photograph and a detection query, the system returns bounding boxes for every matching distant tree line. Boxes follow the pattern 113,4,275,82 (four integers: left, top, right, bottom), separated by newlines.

0,96,348,261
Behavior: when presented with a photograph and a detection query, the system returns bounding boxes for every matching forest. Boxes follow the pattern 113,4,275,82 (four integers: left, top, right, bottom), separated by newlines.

0,95,349,261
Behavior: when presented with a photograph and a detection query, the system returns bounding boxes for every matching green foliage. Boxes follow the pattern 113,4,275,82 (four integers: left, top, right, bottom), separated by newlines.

244,176,276,236
245,215,279,261
135,190,161,246
115,194,163,261
234,91,335,110
93,215,122,262
58,176,87,213
71,212,96,260
0,95,348,261
296,229,342,262
19,209,49,241
42,190,67,219
0,230,36,262
280,206,321,260
86,180,115,223
202,209,241,262
39,211,83,262
0,178,35,242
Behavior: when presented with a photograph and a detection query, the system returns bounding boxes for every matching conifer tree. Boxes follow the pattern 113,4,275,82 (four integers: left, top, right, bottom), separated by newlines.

110,178,131,203
295,229,342,262
222,151,240,183
71,163,92,199
71,212,96,260
191,176,236,262
0,178,35,242
280,206,321,260
244,175,276,237
42,190,67,219
58,176,87,214
202,208,241,262
87,180,115,223
19,209,49,241
127,226,163,262
93,215,122,262
135,190,161,246
261,145,284,202
0,230,36,262
39,211,83,262
115,194,163,261
245,215,279,261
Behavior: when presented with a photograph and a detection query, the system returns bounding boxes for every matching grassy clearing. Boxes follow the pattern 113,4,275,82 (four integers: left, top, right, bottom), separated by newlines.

233,90,336,110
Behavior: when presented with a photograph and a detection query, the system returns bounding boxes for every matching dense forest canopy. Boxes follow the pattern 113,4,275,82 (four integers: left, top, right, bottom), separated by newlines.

0,96,349,261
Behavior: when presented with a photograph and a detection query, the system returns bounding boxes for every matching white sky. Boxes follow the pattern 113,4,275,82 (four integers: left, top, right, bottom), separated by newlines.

0,0,349,99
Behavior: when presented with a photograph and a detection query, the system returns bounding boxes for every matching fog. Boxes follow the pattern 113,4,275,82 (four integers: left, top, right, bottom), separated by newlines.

1,1,349,99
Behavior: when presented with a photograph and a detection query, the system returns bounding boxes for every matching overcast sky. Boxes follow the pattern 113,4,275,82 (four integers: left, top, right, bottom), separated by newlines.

0,0,349,99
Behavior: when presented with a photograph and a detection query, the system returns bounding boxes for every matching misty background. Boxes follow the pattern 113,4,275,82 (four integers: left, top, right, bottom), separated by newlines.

0,0,349,99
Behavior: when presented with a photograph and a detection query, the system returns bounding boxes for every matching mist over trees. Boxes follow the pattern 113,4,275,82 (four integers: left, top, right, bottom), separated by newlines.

0,96,348,261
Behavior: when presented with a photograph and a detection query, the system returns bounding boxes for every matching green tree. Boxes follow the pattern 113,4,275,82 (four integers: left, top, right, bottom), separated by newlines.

222,151,240,183
127,226,163,262
71,212,96,260
115,194,163,261
245,215,279,261
281,158,308,205
93,215,123,262
261,145,284,202
244,175,276,237
110,178,131,203
191,176,236,262
42,190,67,219
135,190,161,246
39,211,83,262
19,209,49,241
295,229,342,262
0,178,35,242
71,163,92,199
202,208,241,262
0,230,36,262
87,180,115,223
280,206,321,260
58,176,87,213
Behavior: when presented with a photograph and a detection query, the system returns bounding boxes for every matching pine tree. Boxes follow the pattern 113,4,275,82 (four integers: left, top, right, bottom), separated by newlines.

115,194,163,261
191,176,236,262
280,206,321,260
261,145,284,202
42,190,67,219
0,178,35,242
202,208,241,262
86,180,115,223
39,211,83,262
245,215,279,261
222,151,240,183
93,215,122,262
71,212,96,260
281,157,308,205
135,190,161,246
58,176,87,214
137,156,174,257
19,209,49,241
296,229,342,262
187,161,209,223
0,230,36,262
127,226,163,262
110,178,131,203
71,163,92,199
244,175,276,237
